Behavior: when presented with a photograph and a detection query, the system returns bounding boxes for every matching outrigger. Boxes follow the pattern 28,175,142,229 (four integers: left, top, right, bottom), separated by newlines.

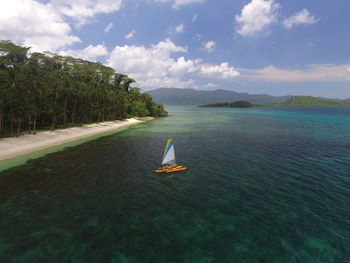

155,138,187,173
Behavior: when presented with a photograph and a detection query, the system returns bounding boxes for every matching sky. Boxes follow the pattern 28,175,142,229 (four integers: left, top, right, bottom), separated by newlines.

1,0,350,98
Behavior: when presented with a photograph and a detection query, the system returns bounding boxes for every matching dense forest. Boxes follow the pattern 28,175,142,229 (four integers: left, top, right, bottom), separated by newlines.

199,101,252,108
0,41,167,136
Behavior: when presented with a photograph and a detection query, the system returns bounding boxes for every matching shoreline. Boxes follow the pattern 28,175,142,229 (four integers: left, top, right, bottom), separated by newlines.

0,117,154,163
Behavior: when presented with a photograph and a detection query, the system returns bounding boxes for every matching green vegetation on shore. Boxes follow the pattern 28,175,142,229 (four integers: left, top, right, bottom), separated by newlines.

259,96,350,107
199,101,252,108
0,41,167,137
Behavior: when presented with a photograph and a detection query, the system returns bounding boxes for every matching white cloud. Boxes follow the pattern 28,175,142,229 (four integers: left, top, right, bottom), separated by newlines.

51,0,122,27
153,38,187,53
153,0,204,8
59,44,108,61
0,0,124,52
175,24,185,33
235,0,280,37
239,64,350,82
194,34,202,41
137,78,196,89
107,39,192,89
107,39,239,89
283,9,319,29
203,83,219,89
169,57,198,76
125,30,136,40
202,41,216,53
0,0,80,52
200,63,240,80
104,22,114,33
169,24,185,35
347,67,350,80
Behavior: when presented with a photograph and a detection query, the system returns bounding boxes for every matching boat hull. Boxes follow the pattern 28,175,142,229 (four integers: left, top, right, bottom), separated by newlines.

155,165,188,173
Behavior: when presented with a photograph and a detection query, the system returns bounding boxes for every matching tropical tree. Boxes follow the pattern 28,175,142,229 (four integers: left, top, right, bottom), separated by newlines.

0,41,167,136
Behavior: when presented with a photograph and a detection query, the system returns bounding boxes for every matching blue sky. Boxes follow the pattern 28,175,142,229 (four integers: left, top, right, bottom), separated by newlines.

1,0,350,98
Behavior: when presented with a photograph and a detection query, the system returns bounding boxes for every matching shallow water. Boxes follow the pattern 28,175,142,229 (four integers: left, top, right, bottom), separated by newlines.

0,106,350,262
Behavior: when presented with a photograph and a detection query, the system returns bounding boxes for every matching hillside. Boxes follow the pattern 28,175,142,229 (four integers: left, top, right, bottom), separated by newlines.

262,96,350,107
147,88,291,105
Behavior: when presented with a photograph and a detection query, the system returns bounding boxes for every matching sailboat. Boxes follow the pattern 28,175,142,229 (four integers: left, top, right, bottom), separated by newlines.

155,138,187,173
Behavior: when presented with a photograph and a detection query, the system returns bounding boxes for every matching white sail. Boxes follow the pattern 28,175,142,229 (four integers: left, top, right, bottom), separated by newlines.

162,139,176,165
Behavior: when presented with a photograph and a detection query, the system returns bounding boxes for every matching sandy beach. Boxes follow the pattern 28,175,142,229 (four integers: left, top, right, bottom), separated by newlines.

0,117,153,161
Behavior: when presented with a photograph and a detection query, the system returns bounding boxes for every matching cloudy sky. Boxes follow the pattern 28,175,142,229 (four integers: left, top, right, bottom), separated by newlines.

1,0,350,98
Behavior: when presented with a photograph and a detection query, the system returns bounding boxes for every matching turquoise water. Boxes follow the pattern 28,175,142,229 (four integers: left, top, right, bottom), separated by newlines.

0,106,350,262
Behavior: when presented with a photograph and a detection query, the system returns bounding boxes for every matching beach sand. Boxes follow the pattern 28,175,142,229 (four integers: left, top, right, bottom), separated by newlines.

0,117,153,162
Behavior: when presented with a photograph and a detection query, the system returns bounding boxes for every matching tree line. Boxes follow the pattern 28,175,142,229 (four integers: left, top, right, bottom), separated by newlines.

199,101,252,108
0,40,167,136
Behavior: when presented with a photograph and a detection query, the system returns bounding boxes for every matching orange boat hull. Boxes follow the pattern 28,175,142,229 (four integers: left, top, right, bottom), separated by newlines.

155,165,188,173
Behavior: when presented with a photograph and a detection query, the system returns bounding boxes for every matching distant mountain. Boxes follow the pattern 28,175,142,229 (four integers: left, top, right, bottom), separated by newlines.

147,88,291,105
262,96,350,107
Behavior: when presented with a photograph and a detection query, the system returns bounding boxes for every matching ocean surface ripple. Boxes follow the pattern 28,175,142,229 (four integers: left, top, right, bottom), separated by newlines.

0,106,350,262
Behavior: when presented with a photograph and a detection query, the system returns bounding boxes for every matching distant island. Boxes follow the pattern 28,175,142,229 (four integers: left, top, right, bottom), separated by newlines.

199,101,252,108
259,96,350,107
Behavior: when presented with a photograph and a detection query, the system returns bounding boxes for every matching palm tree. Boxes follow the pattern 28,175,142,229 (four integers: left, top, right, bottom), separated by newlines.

0,41,167,136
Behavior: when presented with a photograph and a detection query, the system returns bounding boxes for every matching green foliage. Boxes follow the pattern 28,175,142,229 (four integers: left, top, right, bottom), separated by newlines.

0,41,167,136
199,101,252,108
260,96,350,107
229,101,252,107
199,102,230,107
129,101,149,117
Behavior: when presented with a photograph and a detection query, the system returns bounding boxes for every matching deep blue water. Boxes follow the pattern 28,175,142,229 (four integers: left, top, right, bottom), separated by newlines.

0,106,350,262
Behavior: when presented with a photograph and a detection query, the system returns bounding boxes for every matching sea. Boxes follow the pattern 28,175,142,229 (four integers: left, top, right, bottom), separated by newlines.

0,106,350,263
